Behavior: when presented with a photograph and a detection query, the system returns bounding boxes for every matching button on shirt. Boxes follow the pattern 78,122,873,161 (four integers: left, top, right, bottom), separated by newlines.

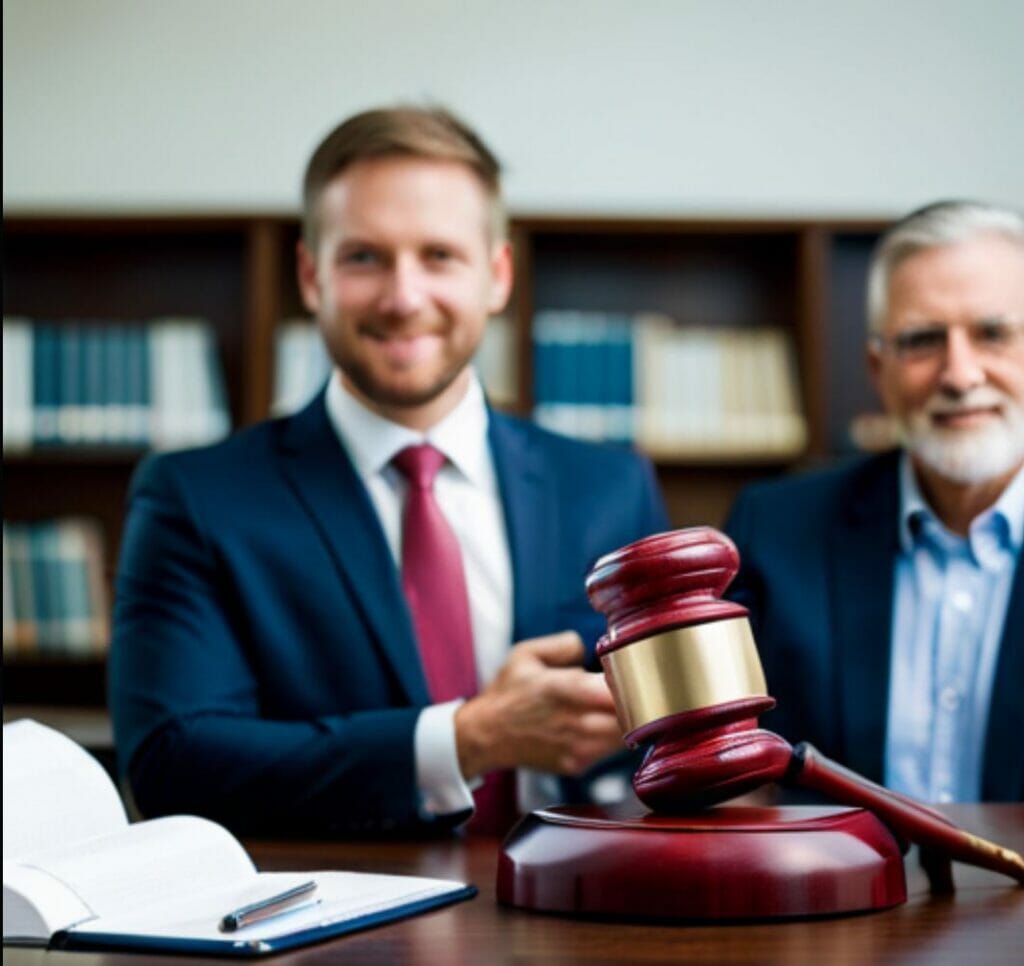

324,372,513,818
885,455,1024,802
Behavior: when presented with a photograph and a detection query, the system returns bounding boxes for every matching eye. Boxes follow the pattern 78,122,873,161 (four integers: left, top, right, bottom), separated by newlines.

338,247,380,267
973,319,1013,346
423,245,456,264
894,327,946,355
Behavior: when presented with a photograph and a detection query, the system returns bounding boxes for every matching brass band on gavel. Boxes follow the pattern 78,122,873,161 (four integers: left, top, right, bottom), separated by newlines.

599,617,768,738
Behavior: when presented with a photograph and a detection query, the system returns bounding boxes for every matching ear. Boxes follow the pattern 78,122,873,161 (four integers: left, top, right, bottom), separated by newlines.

296,239,321,315
866,340,884,400
487,241,514,314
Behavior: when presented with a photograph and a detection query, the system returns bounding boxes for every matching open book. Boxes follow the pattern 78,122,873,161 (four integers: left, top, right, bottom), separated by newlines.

3,720,476,957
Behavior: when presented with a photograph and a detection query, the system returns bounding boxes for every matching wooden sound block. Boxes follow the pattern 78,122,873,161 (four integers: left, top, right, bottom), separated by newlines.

497,803,907,920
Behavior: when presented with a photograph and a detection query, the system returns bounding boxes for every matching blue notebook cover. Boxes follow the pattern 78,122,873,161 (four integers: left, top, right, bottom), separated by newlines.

50,884,477,958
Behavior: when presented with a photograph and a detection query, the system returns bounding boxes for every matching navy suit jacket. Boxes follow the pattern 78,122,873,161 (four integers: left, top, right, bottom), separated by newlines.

109,391,669,835
723,451,1023,802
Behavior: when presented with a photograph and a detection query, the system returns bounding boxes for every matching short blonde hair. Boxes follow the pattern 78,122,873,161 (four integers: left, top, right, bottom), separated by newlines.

301,105,506,248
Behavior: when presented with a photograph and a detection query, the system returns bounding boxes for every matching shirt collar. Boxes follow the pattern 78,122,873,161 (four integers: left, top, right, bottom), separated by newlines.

898,452,932,553
324,371,493,489
898,451,1024,558
993,459,1024,550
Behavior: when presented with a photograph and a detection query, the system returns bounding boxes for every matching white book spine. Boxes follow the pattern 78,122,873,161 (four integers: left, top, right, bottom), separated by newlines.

150,321,183,449
474,313,516,408
3,319,34,452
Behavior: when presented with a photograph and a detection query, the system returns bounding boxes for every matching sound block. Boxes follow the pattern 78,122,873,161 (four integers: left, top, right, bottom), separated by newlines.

497,803,907,920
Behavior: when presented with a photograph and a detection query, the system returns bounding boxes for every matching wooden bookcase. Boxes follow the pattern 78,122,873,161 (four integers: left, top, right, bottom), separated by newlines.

509,217,885,524
2,214,886,707
2,216,300,705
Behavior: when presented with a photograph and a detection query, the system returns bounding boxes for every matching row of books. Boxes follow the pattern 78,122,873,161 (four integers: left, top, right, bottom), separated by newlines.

5,312,805,458
532,311,808,457
271,315,518,416
3,317,231,452
2,518,109,658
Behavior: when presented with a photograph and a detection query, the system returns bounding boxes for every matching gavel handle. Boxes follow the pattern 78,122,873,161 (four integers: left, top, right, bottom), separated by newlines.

789,742,1024,885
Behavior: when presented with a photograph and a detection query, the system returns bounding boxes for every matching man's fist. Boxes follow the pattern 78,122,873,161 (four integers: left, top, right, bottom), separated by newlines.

454,631,624,778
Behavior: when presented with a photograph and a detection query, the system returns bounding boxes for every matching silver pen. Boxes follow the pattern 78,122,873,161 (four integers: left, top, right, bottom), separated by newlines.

218,879,319,932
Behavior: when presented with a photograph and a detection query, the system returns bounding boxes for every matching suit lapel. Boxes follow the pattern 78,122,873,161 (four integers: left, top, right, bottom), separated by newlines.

830,453,901,783
276,393,429,705
983,555,1024,799
488,412,559,642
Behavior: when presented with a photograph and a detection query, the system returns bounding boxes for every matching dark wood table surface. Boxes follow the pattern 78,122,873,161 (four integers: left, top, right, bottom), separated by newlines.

5,805,1022,965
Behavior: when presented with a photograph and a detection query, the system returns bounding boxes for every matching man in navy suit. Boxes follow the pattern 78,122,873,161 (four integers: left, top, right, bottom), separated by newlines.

725,201,1024,802
109,106,668,836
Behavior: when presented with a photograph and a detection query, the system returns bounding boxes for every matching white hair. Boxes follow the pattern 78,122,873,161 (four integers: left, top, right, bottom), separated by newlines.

866,200,1024,334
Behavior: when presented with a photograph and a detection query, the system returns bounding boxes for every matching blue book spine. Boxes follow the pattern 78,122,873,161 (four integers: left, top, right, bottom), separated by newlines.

104,324,128,443
555,315,579,435
607,314,626,442
532,312,554,417
578,314,602,439
58,323,84,445
125,325,150,446
33,324,60,445
619,317,635,442
28,525,53,652
138,324,153,445
579,316,598,407
80,324,107,443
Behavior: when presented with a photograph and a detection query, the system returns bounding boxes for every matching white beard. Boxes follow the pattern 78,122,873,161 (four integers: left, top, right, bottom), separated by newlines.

900,388,1024,485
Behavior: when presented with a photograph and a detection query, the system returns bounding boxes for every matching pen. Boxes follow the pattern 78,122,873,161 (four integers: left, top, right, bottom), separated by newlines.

218,879,319,932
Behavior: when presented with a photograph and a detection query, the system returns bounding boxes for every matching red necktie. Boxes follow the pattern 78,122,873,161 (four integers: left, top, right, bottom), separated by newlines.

393,444,518,836
393,444,477,702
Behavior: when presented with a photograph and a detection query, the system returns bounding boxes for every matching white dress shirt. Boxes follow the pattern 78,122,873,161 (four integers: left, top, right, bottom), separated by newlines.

324,371,513,818
885,454,1024,802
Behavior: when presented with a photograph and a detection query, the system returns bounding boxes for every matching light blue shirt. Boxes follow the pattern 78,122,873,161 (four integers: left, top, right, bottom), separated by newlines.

884,455,1024,802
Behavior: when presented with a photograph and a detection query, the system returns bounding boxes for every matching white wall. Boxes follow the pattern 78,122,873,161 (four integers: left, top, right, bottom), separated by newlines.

4,0,1022,217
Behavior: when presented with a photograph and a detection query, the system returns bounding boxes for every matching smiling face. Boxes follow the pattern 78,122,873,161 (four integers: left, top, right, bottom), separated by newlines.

868,232,1024,486
297,156,512,430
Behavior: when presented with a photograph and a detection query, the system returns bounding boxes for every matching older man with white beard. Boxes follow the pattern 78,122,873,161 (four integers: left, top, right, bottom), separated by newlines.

724,200,1024,804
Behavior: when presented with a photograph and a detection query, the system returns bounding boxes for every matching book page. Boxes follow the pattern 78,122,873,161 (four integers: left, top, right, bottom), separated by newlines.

3,720,127,860
19,815,256,921
3,863,95,941
72,870,470,945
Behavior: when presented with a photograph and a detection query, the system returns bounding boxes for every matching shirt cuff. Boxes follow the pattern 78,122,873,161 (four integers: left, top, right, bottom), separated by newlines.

414,700,477,818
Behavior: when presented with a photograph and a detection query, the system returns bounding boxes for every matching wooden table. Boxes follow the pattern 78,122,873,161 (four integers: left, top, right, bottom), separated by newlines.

5,805,1022,964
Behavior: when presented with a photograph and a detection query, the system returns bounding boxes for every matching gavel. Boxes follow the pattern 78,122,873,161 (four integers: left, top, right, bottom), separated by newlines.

585,526,1024,886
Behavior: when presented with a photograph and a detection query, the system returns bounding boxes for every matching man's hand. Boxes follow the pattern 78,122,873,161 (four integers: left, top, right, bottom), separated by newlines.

454,631,624,779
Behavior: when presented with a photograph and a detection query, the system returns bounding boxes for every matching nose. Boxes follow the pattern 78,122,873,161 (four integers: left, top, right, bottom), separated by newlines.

937,325,986,396
378,256,427,317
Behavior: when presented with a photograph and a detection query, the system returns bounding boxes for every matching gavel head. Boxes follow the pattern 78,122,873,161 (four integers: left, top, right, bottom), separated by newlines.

586,527,793,812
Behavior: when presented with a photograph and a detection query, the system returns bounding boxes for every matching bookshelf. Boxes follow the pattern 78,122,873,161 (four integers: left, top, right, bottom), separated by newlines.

2,216,297,707
509,217,885,523
3,213,886,707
